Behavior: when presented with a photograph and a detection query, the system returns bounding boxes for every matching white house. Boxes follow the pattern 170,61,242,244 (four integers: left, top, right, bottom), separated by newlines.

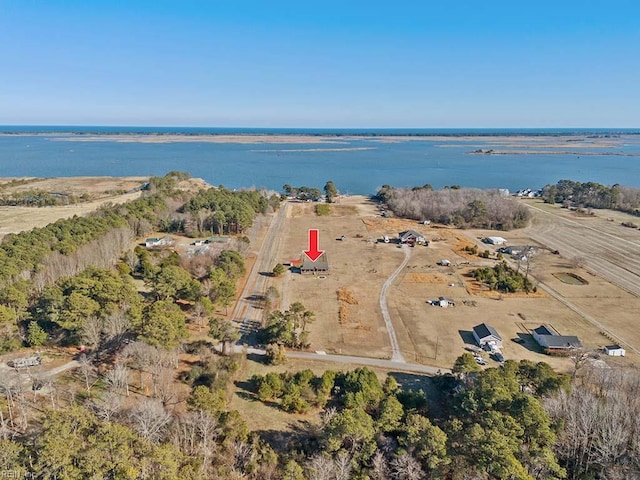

145,236,174,248
604,345,626,357
472,323,502,350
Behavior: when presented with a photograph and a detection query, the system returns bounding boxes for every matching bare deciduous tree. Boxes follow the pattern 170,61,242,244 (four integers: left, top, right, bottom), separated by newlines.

390,453,424,480
78,354,97,393
105,362,130,396
80,316,103,352
128,399,171,443
334,452,353,480
91,390,123,421
371,450,391,480
306,454,336,480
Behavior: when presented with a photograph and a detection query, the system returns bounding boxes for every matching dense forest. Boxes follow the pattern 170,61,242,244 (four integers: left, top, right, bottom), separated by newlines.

3,351,636,479
0,172,272,354
541,180,640,214
377,186,531,230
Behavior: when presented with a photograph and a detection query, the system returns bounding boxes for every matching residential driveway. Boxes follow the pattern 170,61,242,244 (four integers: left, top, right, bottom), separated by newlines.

379,244,411,363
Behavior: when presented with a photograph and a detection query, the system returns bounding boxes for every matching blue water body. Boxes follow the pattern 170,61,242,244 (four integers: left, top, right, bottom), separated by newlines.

1,127,639,194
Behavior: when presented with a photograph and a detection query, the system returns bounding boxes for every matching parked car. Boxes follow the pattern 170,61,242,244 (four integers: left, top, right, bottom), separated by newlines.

466,345,482,353
492,352,505,363
475,357,488,366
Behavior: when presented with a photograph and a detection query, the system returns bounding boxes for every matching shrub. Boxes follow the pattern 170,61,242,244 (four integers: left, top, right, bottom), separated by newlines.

315,204,332,216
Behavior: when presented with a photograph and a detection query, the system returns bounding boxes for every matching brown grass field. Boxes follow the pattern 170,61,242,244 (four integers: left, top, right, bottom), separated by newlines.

4,180,638,377
0,177,148,236
276,196,640,373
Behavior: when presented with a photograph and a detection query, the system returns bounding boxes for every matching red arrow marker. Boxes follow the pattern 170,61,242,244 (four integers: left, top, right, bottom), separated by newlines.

304,229,324,262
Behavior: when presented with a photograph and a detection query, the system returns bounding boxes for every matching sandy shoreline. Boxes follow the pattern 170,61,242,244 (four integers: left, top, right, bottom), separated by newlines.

1,132,636,147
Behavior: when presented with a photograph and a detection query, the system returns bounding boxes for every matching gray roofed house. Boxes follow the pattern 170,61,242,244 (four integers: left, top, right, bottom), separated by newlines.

300,252,329,274
532,324,582,354
398,230,428,245
473,323,503,349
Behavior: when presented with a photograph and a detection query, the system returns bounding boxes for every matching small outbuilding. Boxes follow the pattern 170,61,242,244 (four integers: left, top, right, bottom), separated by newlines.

604,345,626,357
438,296,455,308
484,236,507,245
473,323,503,350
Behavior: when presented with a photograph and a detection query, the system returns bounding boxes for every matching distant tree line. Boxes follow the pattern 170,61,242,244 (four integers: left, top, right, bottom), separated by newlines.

0,190,93,207
542,179,640,215
282,181,340,203
283,184,323,201
184,186,278,235
378,185,531,230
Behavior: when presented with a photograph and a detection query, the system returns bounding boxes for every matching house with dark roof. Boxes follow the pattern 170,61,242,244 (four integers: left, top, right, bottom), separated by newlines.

300,252,329,274
398,230,428,245
532,324,582,355
472,323,502,349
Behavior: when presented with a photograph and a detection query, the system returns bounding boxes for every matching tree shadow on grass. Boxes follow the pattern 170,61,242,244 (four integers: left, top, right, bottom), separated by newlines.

255,420,321,454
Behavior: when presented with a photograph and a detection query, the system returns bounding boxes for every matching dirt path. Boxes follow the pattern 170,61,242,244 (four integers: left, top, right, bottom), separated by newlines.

525,202,640,297
380,245,411,363
538,282,640,356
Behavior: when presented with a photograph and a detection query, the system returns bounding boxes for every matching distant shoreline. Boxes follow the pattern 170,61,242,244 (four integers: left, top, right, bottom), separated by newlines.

0,131,638,146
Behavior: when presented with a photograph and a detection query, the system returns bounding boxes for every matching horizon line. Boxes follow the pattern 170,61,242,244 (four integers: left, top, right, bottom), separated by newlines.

1,124,639,131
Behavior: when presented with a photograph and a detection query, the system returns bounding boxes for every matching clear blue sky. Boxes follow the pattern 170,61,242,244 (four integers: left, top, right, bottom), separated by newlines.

1,1,638,127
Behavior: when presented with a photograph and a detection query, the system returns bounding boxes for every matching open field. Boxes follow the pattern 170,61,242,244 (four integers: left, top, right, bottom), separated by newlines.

0,176,148,236
274,196,640,373
0,176,211,238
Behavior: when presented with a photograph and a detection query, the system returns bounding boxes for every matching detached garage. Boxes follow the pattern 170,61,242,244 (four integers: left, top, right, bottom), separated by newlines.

604,345,626,357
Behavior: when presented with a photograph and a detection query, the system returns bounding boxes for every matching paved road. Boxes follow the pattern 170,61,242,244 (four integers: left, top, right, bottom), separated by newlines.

231,202,290,337
285,350,449,375
223,345,450,375
379,244,411,363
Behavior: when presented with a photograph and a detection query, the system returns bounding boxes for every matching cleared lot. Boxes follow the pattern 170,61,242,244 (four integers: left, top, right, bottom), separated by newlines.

276,196,640,372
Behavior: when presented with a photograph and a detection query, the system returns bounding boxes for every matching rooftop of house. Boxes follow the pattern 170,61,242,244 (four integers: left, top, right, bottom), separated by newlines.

542,335,582,349
473,323,502,341
533,325,556,336
301,252,329,270
399,230,424,239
